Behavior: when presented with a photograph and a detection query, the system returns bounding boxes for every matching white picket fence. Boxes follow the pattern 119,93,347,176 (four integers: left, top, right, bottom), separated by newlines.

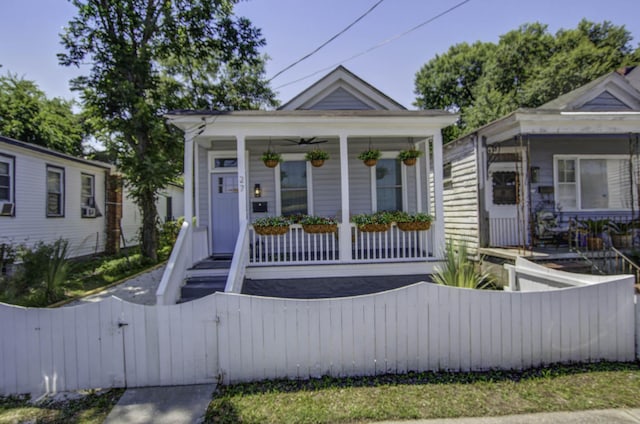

1,272,636,395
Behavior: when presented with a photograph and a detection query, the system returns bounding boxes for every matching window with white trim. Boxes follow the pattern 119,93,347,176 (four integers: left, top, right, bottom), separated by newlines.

46,166,65,217
280,160,308,216
554,155,632,210
81,174,95,207
376,158,402,211
0,155,14,216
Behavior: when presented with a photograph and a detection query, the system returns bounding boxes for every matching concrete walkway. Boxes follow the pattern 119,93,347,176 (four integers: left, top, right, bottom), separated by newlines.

103,384,216,424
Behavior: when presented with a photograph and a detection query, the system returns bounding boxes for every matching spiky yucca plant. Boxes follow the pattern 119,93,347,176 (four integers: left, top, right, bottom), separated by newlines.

432,240,493,289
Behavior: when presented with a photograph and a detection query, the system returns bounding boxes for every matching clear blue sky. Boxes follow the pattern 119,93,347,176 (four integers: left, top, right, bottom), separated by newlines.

2,0,640,109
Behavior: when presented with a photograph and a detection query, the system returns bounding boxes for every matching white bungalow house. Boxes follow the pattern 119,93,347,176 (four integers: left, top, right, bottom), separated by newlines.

0,135,183,261
441,66,640,257
159,66,457,303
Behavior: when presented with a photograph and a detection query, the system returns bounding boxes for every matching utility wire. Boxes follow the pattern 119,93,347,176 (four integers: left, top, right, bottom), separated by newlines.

275,0,472,90
268,0,386,82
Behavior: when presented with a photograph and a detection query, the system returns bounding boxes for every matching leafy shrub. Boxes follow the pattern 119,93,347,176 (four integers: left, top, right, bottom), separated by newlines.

351,211,394,226
299,215,338,225
304,149,329,161
253,216,291,228
357,149,381,161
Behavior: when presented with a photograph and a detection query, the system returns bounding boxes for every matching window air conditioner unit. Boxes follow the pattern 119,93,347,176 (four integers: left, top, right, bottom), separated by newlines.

0,203,14,216
82,206,97,217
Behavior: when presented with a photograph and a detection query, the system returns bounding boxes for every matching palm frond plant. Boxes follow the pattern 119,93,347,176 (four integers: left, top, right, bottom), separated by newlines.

432,240,494,289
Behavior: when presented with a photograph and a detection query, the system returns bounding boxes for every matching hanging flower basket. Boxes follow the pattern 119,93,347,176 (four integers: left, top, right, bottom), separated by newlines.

252,216,290,236
397,221,431,231
261,150,282,168
398,148,422,166
393,212,433,232
358,223,391,232
358,149,381,167
302,224,338,234
300,215,338,233
305,149,329,168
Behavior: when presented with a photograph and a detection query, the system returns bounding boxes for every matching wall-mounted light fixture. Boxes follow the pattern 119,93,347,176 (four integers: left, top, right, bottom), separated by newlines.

254,183,262,198
530,166,540,183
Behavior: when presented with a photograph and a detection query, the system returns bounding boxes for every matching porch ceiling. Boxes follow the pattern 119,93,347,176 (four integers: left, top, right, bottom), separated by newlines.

167,110,458,139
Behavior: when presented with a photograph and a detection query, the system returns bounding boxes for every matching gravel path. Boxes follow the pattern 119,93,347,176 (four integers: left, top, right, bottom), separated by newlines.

64,265,166,307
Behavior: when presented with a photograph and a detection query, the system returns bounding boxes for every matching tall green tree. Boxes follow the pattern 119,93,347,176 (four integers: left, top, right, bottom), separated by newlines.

59,0,277,261
0,73,84,155
415,19,640,142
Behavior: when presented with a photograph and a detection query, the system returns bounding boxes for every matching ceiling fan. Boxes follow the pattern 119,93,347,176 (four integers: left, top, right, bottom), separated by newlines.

284,137,328,145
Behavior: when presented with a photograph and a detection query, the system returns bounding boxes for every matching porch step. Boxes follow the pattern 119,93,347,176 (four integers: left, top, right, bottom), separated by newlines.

180,275,227,302
540,260,592,274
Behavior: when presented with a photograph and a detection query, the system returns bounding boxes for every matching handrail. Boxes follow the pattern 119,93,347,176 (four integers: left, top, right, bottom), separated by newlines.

225,221,249,293
609,246,640,283
156,221,191,305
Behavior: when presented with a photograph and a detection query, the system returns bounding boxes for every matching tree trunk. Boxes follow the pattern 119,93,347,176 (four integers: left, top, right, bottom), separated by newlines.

140,187,159,262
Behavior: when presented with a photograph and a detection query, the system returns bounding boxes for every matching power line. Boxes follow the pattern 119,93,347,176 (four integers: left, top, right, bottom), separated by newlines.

268,0,386,82
274,0,472,90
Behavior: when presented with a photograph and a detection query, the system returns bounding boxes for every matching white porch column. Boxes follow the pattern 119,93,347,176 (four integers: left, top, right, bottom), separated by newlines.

236,134,248,225
339,133,352,261
184,132,195,223
432,131,446,258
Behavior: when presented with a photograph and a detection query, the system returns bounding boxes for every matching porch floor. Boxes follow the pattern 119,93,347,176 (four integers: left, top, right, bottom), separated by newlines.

242,274,432,299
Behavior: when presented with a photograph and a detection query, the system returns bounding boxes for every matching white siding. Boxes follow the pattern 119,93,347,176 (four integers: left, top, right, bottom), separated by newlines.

0,143,108,258
441,139,481,255
308,87,374,110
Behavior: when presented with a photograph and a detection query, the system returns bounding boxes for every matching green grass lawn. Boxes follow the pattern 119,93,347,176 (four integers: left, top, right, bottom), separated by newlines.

0,389,123,424
205,362,640,424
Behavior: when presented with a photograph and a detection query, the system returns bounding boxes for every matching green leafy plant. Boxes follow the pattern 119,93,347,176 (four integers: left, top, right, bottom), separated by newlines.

253,216,291,228
357,149,381,161
261,150,282,163
432,240,494,289
305,149,329,161
299,215,338,225
581,218,609,236
392,211,433,223
397,148,423,161
351,211,394,226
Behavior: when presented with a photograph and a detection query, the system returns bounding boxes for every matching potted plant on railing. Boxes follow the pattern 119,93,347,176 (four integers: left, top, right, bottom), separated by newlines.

581,218,609,250
351,211,393,233
305,148,329,167
300,215,338,234
393,211,433,231
261,150,282,168
609,221,634,249
252,216,291,236
357,149,382,167
397,148,422,166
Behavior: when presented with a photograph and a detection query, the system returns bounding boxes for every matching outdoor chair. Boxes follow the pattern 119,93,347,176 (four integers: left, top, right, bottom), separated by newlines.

536,211,569,247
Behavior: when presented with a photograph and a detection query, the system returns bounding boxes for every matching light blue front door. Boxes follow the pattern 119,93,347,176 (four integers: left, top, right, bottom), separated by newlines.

211,174,239,255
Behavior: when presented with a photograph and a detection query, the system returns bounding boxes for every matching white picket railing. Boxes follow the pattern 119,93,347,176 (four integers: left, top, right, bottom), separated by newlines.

247,223,432,265
352,223,430,262
248,224,340,265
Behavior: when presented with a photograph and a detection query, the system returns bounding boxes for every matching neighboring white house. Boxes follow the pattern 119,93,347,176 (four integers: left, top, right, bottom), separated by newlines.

120,182,185,246
440,66,640,255
158,66,457,303
0,135,184,258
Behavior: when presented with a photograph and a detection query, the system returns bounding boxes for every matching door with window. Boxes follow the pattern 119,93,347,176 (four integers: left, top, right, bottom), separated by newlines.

211,174,239,255
487,162,526,246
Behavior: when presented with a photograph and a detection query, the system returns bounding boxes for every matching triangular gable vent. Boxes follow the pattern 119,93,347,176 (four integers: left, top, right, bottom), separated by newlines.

307,87,374,110
577,90,633,111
